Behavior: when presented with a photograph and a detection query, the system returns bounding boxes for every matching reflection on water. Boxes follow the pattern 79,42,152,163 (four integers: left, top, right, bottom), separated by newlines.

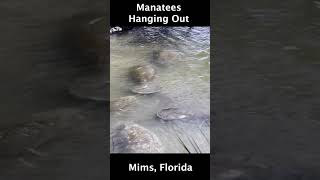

110,27,210,153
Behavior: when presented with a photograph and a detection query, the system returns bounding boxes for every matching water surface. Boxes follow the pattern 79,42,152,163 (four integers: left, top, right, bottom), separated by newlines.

110,27,210,153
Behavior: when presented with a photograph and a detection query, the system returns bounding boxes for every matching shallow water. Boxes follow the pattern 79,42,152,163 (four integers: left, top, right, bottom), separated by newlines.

0,0,320,178
110,27,210,153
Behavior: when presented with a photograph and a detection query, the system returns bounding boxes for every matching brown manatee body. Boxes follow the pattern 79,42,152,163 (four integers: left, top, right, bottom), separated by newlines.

152,50,179,66
111,123,162,153
129,65,155,83
110,96,137,112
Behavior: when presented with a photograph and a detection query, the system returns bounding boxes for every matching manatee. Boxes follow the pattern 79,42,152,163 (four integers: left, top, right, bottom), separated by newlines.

129,65,155,83
152,50,180,66
111,123,162,153
130,84,161,95
156,108,192,121
157,107,211,122
110,96,137,111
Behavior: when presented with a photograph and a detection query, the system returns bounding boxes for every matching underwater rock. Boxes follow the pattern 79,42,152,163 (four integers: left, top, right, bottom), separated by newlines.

111,123,162,153
110,96,137,111
130,84,161,95
129,65,155,83
156,108,191,121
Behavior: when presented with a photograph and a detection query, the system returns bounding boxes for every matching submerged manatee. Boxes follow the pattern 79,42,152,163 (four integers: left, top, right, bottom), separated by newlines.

110,96,137,112
129,65,155,83
111,123,162,153
156,108,191,121
152,50,180,66
130,83,161,95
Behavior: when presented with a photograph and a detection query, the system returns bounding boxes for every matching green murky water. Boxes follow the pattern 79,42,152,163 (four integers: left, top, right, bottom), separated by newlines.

110,27,210,153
